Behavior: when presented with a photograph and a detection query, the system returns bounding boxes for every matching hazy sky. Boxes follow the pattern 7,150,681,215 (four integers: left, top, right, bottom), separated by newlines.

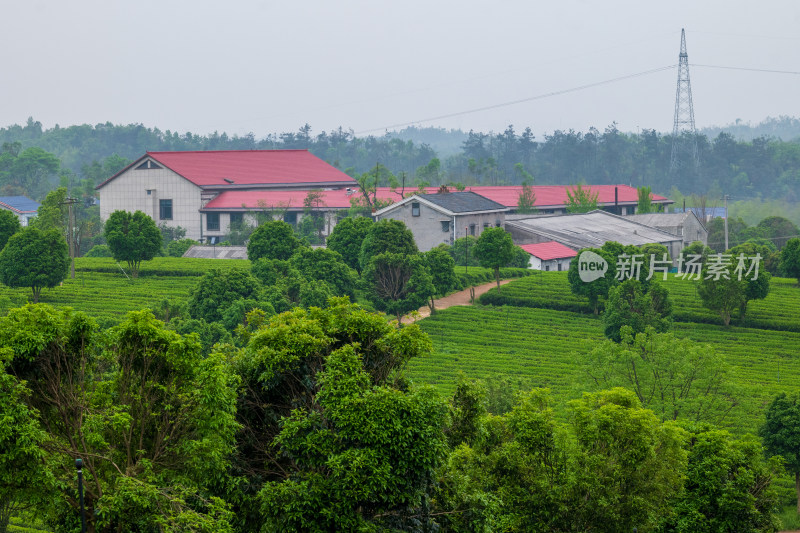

3,0,799,139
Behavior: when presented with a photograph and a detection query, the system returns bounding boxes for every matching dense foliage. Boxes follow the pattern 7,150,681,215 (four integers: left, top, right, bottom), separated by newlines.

0,227,69,302
103,210,163,277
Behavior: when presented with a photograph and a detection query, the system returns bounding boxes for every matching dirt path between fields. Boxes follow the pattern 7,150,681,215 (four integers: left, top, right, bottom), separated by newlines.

401,279,513,324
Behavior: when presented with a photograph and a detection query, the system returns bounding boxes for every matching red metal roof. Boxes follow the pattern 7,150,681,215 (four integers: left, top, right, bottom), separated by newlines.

462,184,667,208
98,150,357,189
202,184,669,210
519,241,578,260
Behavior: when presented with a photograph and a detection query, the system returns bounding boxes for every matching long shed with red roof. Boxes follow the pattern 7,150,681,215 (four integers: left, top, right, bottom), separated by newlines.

96,150,356,241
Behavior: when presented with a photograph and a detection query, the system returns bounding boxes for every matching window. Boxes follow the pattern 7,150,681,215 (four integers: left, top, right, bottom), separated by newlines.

411,202,420,217
469,224,476,236
495,220,501,227
545,265,551,271
230,212,243,227
441,220,450,232
483,222,489,229
284,212,298,225
557,263,562,272
159,199,173,220
207,212,220,231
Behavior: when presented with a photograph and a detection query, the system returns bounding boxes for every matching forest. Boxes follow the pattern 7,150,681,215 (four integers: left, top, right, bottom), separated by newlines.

1,116,800,204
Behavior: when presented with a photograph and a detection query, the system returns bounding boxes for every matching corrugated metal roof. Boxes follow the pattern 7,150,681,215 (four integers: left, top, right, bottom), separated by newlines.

509,210,682,250
0,196,40,213
519,241,578,260
625,212,691,227
98,150,357,189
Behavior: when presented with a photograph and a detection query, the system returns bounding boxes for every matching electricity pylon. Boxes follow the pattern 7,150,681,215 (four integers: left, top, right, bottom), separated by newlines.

669,28,699,175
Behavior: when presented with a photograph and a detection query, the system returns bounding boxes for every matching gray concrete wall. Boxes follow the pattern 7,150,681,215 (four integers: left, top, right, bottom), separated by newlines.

377,201,506,251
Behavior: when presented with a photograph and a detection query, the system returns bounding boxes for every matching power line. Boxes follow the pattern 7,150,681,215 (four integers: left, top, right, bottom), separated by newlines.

691,64,800,76
354,65,677,135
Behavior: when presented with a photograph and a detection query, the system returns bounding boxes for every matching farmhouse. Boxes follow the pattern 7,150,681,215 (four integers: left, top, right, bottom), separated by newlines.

373,191,509,251
95,150,357,241
0,196,40,226
506,210,684,261
519,241,578,271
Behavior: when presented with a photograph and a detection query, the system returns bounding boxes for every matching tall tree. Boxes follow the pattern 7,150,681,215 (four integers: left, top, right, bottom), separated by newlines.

104,210,163,278
473,227,515,290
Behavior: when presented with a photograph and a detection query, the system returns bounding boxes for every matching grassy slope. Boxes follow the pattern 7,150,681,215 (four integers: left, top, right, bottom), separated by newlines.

406,272,800,434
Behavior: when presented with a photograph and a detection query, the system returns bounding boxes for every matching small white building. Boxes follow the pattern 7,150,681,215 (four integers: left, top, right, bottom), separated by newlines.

519,241,577,271
0,196,40,226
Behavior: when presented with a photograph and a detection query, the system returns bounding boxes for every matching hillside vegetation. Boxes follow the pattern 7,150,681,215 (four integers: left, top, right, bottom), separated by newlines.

407,272,800,436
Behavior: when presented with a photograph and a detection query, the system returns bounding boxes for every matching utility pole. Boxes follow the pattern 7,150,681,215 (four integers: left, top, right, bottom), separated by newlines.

60,197,79,279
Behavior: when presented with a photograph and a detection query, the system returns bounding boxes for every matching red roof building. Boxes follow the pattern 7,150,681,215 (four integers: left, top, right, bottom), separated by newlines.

95,148,672,245
95,150,356,242
518,241,578,272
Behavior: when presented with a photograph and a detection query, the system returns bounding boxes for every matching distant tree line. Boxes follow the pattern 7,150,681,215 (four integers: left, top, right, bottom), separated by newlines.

3,117,800,203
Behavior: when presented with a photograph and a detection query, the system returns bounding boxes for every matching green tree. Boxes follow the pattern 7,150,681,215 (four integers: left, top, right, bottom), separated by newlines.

0,209,21,250
473,227,515,290
756,215,799,249
782,237,800,284
568,388,687,532
362,252,434,323
664,426,781,532
103,210,163,278
0,358,50,532
326,216,374,273
449,235,480,267
358,218,418,271
0,227,68,302
584,327,738,425
567,247,618,314
516,164,537,214
232,299,435,530
291,246,357,299
761,392,800,514
636,185,658,213
0,305,239,532
697,266,746,326
423,245,458,313
188,268,260,324
565,183,599,213
602,279,672,342
166,237,197,257
30,187,68,234
247,219,302,261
